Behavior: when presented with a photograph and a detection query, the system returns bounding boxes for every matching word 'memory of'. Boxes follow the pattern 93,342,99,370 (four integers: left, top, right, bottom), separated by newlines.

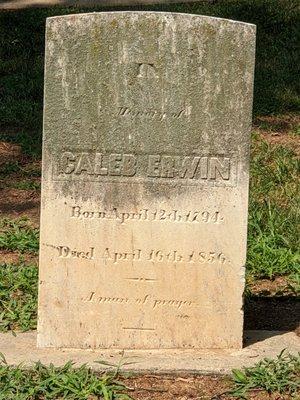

57,152,232,181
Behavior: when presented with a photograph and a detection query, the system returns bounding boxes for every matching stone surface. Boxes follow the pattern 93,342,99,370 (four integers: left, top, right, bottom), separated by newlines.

38,12,256,349
2,331,300,373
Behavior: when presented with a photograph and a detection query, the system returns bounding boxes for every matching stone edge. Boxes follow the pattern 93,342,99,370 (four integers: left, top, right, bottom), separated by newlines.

45,11,256,29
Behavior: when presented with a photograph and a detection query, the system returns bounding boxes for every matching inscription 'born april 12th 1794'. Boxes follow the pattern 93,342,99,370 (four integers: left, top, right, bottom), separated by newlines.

70,206,224,224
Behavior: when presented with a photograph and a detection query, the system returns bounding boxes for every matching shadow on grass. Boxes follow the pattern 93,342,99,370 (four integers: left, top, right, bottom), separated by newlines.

243,291,299,346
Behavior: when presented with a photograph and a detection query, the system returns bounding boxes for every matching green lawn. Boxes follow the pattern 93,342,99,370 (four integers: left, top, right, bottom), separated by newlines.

0,350,299,399
231,350,300,398
0,261,37,332
0,358,133,400
248,134,300,280
0,218,39,254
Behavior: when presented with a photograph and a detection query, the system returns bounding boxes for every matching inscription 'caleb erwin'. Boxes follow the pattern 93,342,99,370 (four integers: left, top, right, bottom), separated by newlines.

57,151,233,182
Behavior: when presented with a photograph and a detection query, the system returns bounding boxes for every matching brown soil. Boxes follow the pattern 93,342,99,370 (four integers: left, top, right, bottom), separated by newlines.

0,142,41,225
248,276,297,297
0,141,22,165
121,374,294,399
0,187,40,225
123,374,232,400
254,113,299,133
261,132,300,155
0,250,38,265
254,114,300,155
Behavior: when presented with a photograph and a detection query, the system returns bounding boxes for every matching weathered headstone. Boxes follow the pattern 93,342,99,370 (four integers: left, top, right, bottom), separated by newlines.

38,12,256,349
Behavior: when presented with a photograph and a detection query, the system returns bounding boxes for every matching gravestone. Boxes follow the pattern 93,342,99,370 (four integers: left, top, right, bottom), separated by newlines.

38,12,256,349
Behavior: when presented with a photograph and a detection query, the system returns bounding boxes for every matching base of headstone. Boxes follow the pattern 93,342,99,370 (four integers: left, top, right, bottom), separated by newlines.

1,331,299,374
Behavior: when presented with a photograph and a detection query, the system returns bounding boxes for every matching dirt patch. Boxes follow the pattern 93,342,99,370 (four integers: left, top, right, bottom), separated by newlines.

0,250,38,265
254,114,300,154
0,187,40,225
248,276,297,297
123,374,232,400
122,374,293,399
0,141,41,223
254,113,300,134
0,141,22,166
260,132,300,155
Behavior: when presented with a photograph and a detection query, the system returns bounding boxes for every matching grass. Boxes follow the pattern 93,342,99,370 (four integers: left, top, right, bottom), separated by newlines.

9,180,41,190
247,134,300,280
0,0,299,155
0,161,21,176
0,262,38,332
0,351,298,399
0,160,41,179
0,357,133,400
231,350,300,398
287,273,300,295
0,218,39,254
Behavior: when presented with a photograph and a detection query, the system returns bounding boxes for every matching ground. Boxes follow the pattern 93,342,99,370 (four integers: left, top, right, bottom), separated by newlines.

122,374,295,399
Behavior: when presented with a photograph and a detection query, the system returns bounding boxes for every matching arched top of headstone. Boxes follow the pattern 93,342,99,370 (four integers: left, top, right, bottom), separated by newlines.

47,11,255,26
